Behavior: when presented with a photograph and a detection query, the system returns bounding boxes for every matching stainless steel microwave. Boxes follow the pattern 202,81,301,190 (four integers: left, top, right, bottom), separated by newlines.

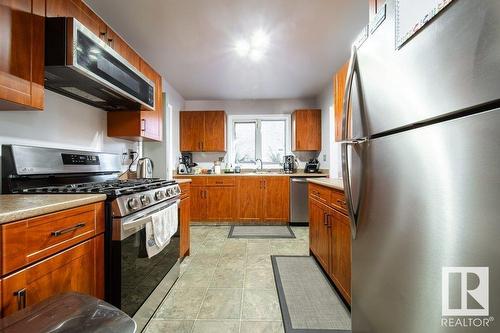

45,17,155,111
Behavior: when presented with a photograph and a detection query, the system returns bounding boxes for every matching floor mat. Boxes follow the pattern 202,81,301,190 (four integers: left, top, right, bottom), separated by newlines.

272,255,351,332
228,225,296,239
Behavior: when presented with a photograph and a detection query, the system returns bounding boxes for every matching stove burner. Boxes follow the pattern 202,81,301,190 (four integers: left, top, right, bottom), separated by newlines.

19,179,176,197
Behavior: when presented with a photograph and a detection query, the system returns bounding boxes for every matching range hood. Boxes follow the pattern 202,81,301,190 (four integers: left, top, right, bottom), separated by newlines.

45,17,155,111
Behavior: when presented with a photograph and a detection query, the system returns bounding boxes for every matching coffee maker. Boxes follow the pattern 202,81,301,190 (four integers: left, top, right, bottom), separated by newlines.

283,155,297,174
178,153,197,174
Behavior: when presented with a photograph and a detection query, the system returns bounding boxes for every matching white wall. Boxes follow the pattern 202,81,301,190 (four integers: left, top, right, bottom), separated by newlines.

317,81,341,178
182,98,320,169
143,79,185,179
0,90,137,185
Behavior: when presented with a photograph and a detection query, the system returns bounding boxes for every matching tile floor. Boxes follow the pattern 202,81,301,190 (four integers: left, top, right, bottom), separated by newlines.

144,225,309,333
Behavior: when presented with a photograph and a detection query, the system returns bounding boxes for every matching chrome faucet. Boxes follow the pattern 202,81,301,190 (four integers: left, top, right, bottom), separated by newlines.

255,158,263,172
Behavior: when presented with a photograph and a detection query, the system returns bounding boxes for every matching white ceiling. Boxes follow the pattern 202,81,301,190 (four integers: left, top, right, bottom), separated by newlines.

85,0,368,100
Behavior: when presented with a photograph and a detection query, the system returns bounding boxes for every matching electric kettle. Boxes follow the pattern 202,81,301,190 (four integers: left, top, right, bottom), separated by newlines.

136,157,154,178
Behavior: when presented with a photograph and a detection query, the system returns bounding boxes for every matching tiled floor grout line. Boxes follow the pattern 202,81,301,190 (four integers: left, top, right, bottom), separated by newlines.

238,238,249,333
190,227,227,333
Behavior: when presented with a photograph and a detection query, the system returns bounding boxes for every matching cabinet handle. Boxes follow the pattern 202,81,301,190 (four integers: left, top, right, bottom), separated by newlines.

205,189,208,199
201,142,204,151
141,119,146,132
108,38,113,46
327,214,332,228
14,289,27,310
198,142,202,150
336,199,347,205
51,223,86,237
323,213,328,226
215,181,223,185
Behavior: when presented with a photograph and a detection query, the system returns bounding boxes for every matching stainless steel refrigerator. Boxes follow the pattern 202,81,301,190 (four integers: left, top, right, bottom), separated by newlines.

342,1,500,332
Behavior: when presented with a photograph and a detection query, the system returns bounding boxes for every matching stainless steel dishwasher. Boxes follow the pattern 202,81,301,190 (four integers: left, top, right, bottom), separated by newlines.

290,177,309,225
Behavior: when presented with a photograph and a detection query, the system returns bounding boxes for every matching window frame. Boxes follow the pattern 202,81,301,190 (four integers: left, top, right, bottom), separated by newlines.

228,114,291,168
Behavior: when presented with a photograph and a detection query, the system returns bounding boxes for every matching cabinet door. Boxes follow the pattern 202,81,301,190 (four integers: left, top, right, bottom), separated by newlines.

179,196,191,257
180,112,204,152
292,109,321,151
330,210,351,304
2,238,96,317
308,198,322,256
236,178,263,221
206,187,234,221
107,29,141,70
140,60,162,141
203,111,226,152
0,0,44,110
190,187,207,221
315,203,330,272
262,177,289,222
334,61,349,142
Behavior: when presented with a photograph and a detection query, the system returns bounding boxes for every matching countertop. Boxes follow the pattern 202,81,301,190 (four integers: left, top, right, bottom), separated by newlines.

176,179,192,184
0,194,107,224
307,178,344,191
175,171,328,178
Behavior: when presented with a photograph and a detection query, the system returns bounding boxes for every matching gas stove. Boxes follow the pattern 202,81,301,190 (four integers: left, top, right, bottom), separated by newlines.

1,145,180,217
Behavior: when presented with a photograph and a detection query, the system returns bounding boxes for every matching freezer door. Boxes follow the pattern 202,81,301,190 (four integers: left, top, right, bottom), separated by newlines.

351,108,500,332
356,0,500,136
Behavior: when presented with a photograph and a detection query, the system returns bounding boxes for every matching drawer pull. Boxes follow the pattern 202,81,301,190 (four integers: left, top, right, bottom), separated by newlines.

215,181,223,184
14,289,27,310
336,199,347,205
51,223,86,237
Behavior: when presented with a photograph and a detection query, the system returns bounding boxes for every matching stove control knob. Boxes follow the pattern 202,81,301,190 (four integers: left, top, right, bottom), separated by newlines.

155,191,165,201
167,188,173,196
140,195,151,206
127,198,140,210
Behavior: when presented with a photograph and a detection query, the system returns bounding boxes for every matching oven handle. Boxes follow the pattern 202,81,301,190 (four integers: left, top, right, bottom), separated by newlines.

117,198,180,230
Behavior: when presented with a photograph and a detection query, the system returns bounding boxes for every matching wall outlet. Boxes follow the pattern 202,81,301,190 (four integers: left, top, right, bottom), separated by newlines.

323,154,327,162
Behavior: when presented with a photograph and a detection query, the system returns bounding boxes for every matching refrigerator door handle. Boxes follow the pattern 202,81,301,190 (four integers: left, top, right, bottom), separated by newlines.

341,46,359,240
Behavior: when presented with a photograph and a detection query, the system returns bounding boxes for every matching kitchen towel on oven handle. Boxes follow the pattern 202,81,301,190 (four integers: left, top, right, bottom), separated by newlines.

145,202,179,258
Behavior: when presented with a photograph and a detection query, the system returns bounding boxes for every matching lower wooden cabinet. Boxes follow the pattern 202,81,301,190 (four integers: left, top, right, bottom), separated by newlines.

0,202,105,317
309,183,351,304
179,182,191,257
1,235,103,317
175,176,290,223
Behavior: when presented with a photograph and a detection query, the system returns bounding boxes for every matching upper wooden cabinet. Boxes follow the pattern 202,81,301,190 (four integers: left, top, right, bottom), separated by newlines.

0,0,45,110
334,61,349,142
291,109,321,151
180,111,227,152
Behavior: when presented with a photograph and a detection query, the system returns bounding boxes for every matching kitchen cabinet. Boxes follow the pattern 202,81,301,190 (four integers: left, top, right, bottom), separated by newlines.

237,176,289,222
330,209,351,304
236,177,263,221
291,109,322,151
334,61,349,142
308,183,351,304
0,0,45,110
175,175,289,223
180,111,227,152
206,187,235,221
46,0,106,38
262,177,290,222
2,237,101,317
107,59,163,141
179,182,191,257
0,202,105,317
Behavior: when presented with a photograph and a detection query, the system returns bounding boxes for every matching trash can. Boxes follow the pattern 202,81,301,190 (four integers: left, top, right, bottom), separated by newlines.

0,293,136,333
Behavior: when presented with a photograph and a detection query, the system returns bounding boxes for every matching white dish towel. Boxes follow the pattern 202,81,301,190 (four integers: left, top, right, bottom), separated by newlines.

145,202,178,258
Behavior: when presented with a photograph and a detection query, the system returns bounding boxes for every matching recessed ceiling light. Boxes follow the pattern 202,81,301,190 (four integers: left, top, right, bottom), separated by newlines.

234,29,270,62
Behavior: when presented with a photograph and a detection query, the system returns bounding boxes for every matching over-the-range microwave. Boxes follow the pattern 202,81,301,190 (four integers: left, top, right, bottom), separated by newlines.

45,17,155,111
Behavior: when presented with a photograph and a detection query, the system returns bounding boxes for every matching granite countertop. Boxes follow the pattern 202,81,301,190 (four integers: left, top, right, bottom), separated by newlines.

0,194,107,224
175,171,328,178
307,178,344,191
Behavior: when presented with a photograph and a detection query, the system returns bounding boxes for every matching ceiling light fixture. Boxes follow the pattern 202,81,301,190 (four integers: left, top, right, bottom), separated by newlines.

234,29,270,62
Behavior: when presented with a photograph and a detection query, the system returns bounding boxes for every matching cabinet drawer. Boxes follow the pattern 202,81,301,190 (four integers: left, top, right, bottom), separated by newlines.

309,183,331,204
330,189,348,215
206,177,235,186
188,177,207,187
1,203,104,275
1,237,97,317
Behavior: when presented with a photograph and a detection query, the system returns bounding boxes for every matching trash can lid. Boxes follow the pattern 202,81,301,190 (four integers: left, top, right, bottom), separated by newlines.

0,292,136,333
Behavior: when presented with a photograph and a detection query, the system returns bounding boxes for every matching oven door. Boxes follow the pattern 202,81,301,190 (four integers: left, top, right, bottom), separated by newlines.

108,198,180,330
